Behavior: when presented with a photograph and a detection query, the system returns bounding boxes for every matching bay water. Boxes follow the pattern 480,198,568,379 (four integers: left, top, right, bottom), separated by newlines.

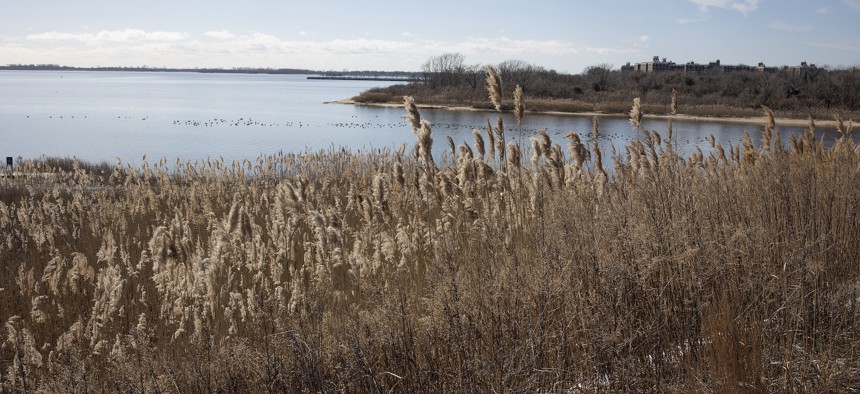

0,70,841,167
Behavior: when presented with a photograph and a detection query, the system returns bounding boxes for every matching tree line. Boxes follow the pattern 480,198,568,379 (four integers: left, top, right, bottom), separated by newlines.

405,53,860,115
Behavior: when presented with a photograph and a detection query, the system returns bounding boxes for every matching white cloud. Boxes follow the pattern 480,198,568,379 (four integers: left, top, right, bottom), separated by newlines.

298,30,311,36
26,32,90,41
27,29,188,43
7,30,643,71
421,37,638,57
204,30,235,39
689,0,760,16
769,21,812,32
402,32,413,37
817,7,831,14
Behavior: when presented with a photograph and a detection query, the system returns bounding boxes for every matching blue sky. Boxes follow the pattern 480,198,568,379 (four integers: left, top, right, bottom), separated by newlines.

1,0,858,73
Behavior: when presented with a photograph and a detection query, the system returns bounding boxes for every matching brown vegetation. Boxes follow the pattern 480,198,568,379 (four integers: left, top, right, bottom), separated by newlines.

360,53,860,120
351,91,394,103
2,72,860,392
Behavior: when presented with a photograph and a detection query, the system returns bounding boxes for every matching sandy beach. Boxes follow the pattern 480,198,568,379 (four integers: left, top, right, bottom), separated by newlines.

330,99,844,128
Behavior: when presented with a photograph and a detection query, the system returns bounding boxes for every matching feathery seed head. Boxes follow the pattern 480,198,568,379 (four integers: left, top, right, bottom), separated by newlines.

514,85,524,125
506,142,521,169
486,65,503,112
486,118,496,161
473,129,485,161
404,96,421,131
629,98,642,128
537,129,551,157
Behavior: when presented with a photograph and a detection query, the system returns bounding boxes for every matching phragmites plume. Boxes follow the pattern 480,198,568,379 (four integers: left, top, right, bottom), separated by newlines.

495,116,506,167
530,138,542,166
514,85,524,125
629,97,642,128
404,96,435,169
486,65,503,113
667,120,674,140
393,159,405,187
486,118,496,161
416,120,435,168
446,136,456,158
650,130,662,147
834,114,853,138
592,116,604,176
564,132,587,170
404,96,421,131
762,106,775,150
671,88,678,115
593,143,606,179
537,129,551,157
506,142,521,170
807,115,816,137
473,129,485,161
764,105,775,130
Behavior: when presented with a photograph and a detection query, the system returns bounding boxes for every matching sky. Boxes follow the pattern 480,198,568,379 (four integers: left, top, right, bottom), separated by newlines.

1,0,859,73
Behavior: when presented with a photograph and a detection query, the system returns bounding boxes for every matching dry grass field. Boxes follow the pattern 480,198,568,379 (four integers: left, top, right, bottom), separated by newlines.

1,66,859,392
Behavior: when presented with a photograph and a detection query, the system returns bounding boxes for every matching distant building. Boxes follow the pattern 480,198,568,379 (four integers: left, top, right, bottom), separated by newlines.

627,56,782,74
784,61,817,76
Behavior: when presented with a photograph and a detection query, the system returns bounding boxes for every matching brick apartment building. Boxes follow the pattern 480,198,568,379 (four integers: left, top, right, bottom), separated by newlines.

620,56,810,74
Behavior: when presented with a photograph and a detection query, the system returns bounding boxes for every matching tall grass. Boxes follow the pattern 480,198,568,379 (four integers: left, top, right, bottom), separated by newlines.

1,69,859,392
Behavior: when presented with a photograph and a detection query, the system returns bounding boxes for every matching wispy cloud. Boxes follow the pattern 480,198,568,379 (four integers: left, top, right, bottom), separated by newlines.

816,7,831,14
437,37,639,56
808,41,860,52
769,21,812,32
678,15,711,24
7,30,644,70
27,29,188,43
689,0,760,16
843,0,860,12
630,35,651,48
203,30,235,39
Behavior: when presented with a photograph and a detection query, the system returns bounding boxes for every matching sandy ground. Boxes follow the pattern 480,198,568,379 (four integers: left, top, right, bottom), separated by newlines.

329,99,844,128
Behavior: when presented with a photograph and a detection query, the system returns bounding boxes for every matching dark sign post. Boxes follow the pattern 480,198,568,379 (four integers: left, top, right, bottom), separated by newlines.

5,157,11,168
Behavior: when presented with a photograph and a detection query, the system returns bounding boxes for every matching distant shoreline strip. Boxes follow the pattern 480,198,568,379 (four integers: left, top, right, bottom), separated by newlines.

307,76,418,82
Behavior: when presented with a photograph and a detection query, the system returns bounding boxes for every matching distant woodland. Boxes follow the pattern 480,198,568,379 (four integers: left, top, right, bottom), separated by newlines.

353,53,860,119
0,64,418,79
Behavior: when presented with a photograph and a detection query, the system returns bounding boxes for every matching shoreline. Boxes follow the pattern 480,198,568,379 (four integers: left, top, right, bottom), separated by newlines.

329,99,842,128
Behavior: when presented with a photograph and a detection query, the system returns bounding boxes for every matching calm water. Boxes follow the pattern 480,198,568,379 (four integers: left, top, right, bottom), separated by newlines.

0,70,843,166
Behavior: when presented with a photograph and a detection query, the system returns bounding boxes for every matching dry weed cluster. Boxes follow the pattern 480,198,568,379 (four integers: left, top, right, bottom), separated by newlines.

1,68,860,392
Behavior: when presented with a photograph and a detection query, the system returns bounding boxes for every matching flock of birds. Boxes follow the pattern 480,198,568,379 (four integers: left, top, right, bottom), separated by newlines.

26,113,733,147
172,117,291,128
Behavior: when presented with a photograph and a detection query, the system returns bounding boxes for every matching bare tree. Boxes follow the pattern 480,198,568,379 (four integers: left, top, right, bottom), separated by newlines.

497,59,544,92
584,63,614,92
422,53,466,88
463,63,484,90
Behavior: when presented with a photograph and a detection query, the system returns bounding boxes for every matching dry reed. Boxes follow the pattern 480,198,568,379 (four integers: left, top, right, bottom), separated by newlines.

514,85,524,125
671,88,678,115
486,65,503,113
630,97,642,128
1,71,859,394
